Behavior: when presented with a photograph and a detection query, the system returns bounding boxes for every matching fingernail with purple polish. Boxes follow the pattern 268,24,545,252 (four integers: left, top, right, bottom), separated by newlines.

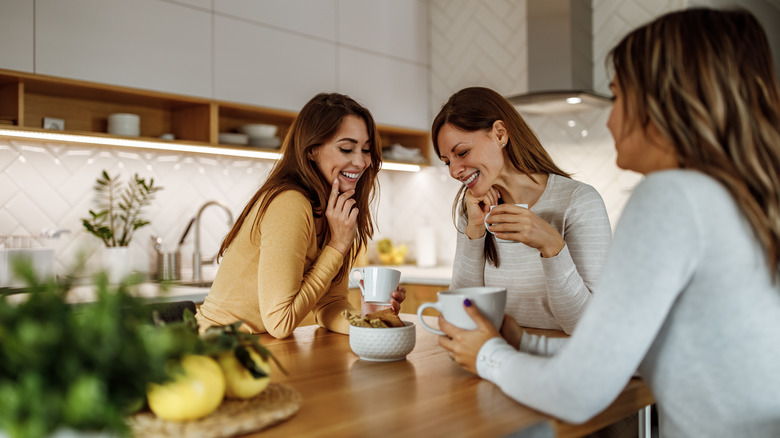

464,298,472,307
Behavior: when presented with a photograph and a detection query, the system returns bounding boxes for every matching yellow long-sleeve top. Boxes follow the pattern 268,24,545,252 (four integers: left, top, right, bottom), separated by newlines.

195,190,356,338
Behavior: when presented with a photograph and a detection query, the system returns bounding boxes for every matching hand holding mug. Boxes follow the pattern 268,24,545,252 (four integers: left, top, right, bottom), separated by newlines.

464,187,501,239
362,285,407,315
351,267,401,305
485,204,565,257
438,298,502,374
417,287,507,335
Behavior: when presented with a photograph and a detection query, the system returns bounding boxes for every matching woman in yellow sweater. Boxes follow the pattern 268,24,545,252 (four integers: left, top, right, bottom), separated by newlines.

196,93,405,338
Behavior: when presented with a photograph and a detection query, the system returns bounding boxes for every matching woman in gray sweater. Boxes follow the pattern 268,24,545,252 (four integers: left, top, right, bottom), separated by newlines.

433,87,612,334
438,8,780,437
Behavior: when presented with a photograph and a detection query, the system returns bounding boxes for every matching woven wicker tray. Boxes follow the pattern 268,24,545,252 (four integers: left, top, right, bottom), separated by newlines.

129,383,301,437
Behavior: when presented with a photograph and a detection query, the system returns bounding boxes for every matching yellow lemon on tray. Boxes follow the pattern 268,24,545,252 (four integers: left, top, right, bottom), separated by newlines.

218,347,271,399
147,354,226,421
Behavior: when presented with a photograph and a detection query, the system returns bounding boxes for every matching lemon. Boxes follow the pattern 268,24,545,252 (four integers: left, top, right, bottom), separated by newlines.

147,354,226,421
217,347,271,399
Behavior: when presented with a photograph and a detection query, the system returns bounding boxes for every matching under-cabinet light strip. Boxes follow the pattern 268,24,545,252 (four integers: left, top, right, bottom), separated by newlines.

0,128,421,172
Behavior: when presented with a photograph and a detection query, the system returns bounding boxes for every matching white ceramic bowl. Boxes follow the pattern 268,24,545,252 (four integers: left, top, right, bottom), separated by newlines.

218,132,249,145
349,321,416,362
108,113,140,137
240,123,277,138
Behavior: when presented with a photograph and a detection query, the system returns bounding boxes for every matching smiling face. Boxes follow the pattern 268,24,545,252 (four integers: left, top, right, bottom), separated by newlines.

309,115,372,192
607,79,679,174
437,122,506,197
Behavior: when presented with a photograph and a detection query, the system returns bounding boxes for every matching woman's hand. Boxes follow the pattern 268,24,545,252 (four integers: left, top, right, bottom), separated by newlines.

500,314,525,350
437,299,501,374
326,179,359,255
485,204,565,257
464,186,501,240
362,285,407,315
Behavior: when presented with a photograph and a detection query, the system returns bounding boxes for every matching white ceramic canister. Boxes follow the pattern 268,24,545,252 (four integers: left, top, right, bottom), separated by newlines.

416,226,437,268
107,113,140,137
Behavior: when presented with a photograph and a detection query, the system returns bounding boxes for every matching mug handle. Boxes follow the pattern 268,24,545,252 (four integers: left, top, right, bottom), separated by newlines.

417,302,444,335
350,268,365,296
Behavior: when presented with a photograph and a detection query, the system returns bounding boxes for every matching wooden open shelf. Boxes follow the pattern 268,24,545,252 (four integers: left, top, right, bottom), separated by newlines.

0,69,430,166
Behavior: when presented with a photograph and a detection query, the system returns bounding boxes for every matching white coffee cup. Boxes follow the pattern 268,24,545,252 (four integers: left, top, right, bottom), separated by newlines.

417,287,507,335
485,204,528,243
351,267,401,304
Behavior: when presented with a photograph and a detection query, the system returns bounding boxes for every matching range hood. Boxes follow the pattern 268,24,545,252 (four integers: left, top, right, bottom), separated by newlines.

506,0,612,114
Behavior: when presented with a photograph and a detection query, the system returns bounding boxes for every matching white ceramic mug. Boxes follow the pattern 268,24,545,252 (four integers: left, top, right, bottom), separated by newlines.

417,287,507,335
350,267,401,304
485,204,528,243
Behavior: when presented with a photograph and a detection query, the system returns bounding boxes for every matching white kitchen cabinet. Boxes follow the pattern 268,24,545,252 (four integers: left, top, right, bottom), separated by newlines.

214,0,337,41
214,15,338,112
339,47,429,130
34,0,212,98
0,0,34,73
338,0,428,64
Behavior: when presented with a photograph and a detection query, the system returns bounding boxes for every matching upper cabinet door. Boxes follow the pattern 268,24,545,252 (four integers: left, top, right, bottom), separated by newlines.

339,47,428,130
214,0,337,41
35,0,212,98
214,15,337,112
0,0,34,72
338,0,428,64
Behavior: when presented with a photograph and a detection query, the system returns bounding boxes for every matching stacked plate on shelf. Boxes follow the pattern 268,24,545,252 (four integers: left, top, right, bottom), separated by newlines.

218,132,249,145
240,124,281,148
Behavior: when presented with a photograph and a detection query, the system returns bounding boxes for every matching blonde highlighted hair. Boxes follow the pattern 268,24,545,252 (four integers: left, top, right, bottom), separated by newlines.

609,7,780,276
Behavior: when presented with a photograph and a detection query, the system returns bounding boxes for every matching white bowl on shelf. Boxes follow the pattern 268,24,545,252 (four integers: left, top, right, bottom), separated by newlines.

108,113,140,137
249,137,281,148
218,132,249,145
240,123,277,138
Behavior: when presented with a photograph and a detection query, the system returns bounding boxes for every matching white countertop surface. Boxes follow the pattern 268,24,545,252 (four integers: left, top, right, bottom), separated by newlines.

4,264,452,305
349,264,452,287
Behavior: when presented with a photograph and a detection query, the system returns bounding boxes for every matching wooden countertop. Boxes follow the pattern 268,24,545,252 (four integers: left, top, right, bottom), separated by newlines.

248,314,653,438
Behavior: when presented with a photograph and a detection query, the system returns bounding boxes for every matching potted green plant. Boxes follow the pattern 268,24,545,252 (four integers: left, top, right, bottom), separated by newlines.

81,170,162,282
82,170,162,248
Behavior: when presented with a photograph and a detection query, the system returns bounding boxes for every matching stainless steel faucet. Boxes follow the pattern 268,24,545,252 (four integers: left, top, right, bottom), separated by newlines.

193,200,234,282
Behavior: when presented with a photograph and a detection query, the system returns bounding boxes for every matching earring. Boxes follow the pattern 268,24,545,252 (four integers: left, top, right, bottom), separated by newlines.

501,143,506,147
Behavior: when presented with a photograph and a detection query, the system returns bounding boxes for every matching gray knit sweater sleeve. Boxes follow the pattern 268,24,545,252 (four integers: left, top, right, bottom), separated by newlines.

475,170,780,437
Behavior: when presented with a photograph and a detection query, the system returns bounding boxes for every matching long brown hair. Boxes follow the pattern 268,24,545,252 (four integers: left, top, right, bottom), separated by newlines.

431,86,570,267
218,93,382,282
609,8,780,278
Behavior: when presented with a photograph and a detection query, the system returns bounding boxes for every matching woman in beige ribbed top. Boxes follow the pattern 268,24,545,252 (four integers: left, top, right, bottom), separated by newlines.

432,87,612,334
197,93,405,339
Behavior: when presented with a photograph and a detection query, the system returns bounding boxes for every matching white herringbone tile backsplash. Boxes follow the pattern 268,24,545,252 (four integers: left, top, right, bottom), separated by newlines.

0,141,276,277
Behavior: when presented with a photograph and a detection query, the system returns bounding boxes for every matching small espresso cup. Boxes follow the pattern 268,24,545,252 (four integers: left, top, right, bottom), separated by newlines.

417,287,507,335
485,204,528,243
351,267,401,304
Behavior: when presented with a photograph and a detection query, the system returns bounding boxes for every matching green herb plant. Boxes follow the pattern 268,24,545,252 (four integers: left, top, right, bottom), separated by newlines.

82,170,162,247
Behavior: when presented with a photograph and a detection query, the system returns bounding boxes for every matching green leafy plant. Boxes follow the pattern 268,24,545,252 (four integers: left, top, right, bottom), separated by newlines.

82,170,163,247
0,262,185,437
0,260,285,438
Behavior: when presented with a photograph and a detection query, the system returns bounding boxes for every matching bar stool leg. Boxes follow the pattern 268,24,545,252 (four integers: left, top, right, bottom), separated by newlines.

638,404,652,438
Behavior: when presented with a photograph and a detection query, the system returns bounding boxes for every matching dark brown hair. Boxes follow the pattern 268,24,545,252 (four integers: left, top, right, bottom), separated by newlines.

609,7,780,277
218,93,381,282
431,86,570,267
